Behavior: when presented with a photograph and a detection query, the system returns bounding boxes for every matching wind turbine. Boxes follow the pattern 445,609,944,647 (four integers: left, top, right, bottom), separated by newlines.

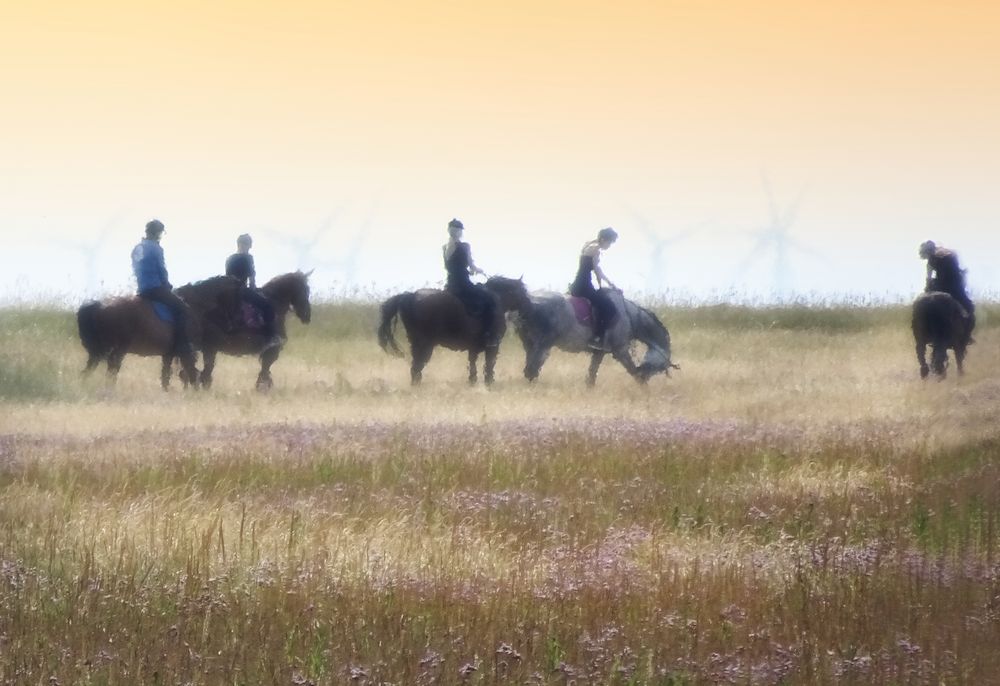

273,200,376,293
66,213,125,298
277,210,342,272
323,196,380,293
628,209,710,296
735,173,818,297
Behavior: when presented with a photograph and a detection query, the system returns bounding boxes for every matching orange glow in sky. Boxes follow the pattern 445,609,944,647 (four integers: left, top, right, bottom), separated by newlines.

2,1,998,300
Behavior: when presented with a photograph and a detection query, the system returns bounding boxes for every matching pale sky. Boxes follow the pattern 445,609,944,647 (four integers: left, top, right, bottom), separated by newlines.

1,0,998,304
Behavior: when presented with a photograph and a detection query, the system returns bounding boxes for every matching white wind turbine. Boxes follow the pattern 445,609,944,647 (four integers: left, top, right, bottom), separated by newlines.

735,173,818,297
628,210,710,296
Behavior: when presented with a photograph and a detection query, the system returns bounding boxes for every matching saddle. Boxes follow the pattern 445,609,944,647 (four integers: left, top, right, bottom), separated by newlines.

568,296,593,326
240,301,265,331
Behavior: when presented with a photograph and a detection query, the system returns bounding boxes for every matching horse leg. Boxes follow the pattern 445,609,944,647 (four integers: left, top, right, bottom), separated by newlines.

468,350,479,385
524,343,551,382
160,355,173,390
484,345,499,386
82,355,102,376
178,350,199,390
200,349,217,389
955,344,966,376
931,341,948,378
410,342,432,385
611,347,646,384
256,347,280,392
916,340,930,379
587,351,606,387
106,348,126,384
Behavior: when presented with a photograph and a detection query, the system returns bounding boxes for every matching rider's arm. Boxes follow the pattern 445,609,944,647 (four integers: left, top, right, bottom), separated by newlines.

248,255,257,289
466,245,486,276
592,252,617,290
155,243,171,289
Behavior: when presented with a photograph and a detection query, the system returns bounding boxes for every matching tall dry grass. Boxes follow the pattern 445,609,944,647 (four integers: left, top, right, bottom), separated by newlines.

1,301,999,684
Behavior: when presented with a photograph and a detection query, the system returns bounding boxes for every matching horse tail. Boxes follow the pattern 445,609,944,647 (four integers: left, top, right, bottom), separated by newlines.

77,301,108,368
378,292,412,357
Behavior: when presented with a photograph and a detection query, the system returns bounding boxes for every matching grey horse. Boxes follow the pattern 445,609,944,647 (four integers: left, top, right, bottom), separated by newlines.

512,288,677,386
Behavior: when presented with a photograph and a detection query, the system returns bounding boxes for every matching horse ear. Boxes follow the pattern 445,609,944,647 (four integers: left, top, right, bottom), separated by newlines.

304,269,315,278
519,274,524,283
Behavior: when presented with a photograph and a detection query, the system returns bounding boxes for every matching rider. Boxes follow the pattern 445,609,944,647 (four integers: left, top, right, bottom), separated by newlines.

920,239,975,329
570,227,619,351
443,218,499,347
130,219,192,354
225,233,281,349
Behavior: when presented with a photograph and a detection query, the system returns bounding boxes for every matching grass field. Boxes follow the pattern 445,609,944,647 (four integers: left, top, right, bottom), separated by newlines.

1,301,999,684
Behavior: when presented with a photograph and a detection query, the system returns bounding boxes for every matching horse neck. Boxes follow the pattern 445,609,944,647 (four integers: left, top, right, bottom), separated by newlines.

632,304,669,348
180,278,236,312
262,279,295,312
486,280,528,314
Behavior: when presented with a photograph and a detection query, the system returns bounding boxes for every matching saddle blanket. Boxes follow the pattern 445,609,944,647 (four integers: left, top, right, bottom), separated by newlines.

152,301,174,323
241,301,265,330
568,296,593,325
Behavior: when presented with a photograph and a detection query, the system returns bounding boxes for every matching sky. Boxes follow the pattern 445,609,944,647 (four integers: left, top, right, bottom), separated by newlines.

1,0,998,304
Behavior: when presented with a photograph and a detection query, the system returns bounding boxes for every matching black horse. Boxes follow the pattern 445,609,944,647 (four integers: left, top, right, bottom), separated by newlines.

378,276,530,385
912,291,973,379
182,271,313,391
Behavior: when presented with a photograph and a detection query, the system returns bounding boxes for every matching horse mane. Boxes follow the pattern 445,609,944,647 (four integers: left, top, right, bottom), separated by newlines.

175,275,242,311
634,303,671,348
261,271,309,299
186,275,238,290
263,271,305,288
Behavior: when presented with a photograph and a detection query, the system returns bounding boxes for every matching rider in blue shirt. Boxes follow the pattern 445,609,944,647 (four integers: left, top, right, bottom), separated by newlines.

131,219,192,354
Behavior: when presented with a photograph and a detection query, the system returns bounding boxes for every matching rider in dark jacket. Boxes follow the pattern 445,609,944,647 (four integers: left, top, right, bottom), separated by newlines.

920,240,975,330
225,233,280,349
570,227,619,350
443,218,498,347
131,219,192,354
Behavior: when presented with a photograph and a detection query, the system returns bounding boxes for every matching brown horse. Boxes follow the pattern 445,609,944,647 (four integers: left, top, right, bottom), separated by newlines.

192,271,313,391
76,276,242,389
912,291,974,379
378,276,531,385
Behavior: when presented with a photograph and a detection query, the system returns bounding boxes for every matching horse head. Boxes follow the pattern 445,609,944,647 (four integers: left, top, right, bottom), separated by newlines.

485,275,531,314
631,304,678,379
264,271,312,323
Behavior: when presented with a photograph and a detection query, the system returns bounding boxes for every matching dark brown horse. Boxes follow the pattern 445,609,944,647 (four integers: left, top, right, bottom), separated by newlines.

912,291,973,379
76,276,242,389
191,271,313,391
378,276,530,385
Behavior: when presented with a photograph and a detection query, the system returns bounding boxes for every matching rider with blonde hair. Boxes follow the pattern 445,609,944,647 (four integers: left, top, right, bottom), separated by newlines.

570,227,619,351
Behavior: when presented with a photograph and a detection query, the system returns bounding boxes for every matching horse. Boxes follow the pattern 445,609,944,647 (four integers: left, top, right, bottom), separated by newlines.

912,291,973,379
512,288,677,386
378,276,531,385
188,271,313,391
76,276,242,389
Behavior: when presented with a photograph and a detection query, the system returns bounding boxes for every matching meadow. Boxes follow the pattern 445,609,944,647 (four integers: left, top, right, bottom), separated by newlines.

1,300,999,685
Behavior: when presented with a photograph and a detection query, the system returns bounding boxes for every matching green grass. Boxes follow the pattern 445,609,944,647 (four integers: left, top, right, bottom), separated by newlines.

1,301,999,684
